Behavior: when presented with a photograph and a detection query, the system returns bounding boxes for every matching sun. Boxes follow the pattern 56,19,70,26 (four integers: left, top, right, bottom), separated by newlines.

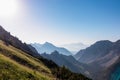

0,0,18,18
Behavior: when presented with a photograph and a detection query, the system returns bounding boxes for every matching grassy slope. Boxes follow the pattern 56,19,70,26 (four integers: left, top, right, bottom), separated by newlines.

0,40,56,80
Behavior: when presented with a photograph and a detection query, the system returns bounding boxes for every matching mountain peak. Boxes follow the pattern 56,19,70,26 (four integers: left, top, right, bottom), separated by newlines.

75,40,114,63
44,42,51,44
31,42,72,55
44,42,55,46
115,40,120,44
51,50,59,55
95,40,112,44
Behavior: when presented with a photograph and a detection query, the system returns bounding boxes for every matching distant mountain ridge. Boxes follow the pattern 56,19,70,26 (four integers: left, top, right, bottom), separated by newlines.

31,42,72,55
41,51,89,75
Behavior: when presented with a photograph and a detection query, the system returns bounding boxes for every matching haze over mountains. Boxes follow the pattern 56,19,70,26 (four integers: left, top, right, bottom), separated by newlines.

1,25,120,80
32,37,120,80
60,43,88,54
31,42,88,55
31,42,72,55
30,33,120,80
0,25,90,80
1,23,120,80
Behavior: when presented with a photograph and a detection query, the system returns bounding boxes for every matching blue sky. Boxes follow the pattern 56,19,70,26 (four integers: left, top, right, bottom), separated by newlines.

0,0,120,45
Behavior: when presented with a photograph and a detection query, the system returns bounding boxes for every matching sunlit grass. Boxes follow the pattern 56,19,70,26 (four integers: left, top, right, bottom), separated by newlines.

0,40,56,80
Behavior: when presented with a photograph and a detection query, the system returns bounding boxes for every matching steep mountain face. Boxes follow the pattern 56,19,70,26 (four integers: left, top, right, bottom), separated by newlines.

75,40,120,80
109,60,120,80
92,40,120,80
0,25,90,80
75,40,113,63
74,49,85,60
31,42,72,55
27,44,39,54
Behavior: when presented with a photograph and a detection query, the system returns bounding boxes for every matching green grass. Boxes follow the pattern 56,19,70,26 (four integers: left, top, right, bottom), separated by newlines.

0,40,56,80
0,54,39,80
0,40,90,80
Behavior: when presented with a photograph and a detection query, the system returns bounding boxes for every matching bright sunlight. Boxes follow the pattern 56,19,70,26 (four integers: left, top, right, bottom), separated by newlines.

0,0,19,18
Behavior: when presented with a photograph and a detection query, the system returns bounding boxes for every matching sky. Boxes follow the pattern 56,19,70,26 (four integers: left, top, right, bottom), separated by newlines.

0,0,120,45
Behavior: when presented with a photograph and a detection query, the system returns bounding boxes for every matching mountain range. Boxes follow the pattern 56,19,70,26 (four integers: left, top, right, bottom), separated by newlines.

39,39,120,80
1,25,120,80
31,42,72,55
41,51,89,74
75,40,120,80
0,25,90,80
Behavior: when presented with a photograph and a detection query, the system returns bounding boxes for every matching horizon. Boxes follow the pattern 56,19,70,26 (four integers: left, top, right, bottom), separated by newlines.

0,0,120,45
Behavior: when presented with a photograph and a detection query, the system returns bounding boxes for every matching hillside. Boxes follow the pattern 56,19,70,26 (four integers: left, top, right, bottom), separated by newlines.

0,26,40,57
0,40,55,80
41,51,88,74
0,25,90,80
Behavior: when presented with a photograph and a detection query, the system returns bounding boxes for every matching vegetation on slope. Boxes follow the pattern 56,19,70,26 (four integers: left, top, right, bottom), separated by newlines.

0,54,46,80
0,25,91,80
52,66,91,80
0,40,56,80
0,40,91,80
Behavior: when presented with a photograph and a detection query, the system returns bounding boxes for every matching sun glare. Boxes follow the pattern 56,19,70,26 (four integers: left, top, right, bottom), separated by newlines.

0,0,18,18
